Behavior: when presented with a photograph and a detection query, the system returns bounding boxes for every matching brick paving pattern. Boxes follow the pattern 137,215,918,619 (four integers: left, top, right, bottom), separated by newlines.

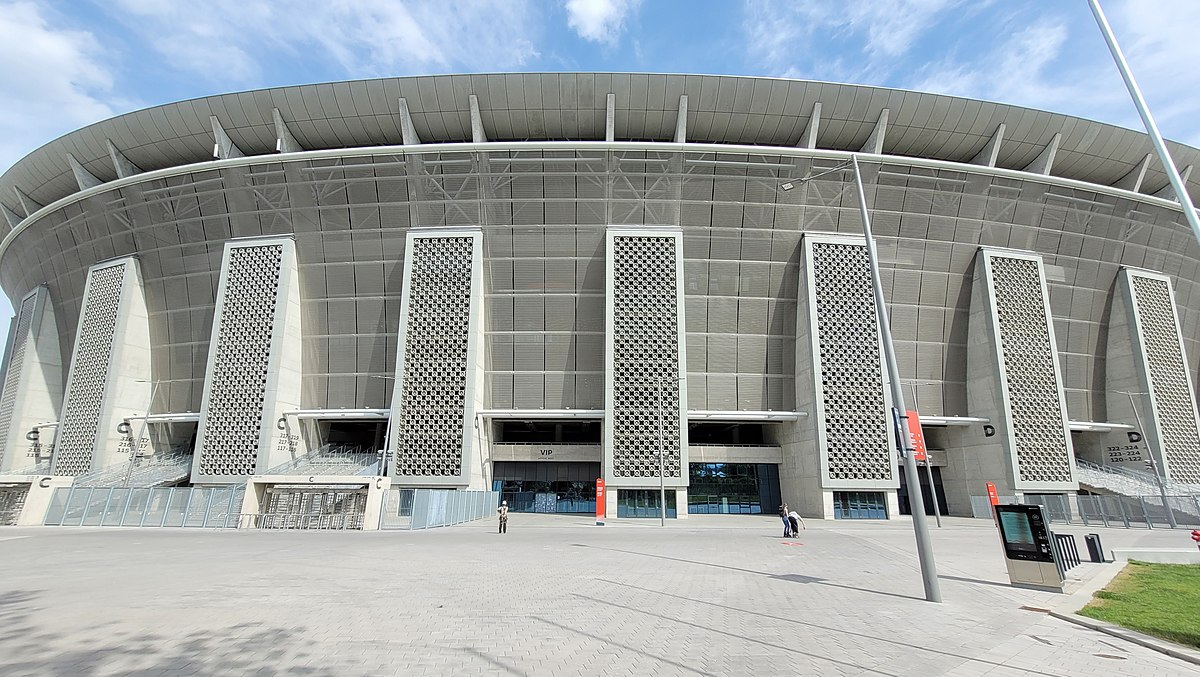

0,516,1196,675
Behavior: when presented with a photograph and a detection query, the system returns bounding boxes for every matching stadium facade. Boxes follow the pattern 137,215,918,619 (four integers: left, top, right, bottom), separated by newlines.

0,72,1199,522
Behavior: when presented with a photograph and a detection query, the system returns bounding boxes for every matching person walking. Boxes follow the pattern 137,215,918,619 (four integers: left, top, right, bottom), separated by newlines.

778,503,792,538
497,500,509,534
788,508,805,533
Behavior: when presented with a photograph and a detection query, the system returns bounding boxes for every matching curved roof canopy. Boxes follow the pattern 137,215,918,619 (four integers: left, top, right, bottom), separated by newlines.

2,72,1197,224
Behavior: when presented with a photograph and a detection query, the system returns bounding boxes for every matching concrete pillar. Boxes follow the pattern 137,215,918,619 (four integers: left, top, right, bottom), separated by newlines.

603,227,688,514
54,258,152,476
0,286,62,472
192,237,303,484
386,229,485,489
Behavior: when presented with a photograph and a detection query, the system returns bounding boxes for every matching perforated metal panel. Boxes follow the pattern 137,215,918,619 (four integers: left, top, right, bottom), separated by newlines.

0,292,37,469
606,231,687,485
988,255,1074,484
392,235,476,478
54,263,126,475
197,245,284,477
1130,274,1200,484
810,241,892,482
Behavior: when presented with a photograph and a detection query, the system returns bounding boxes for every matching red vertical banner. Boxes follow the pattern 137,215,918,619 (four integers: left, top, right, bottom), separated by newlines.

595,478,606,526
986,481,999,506
905,410,927,462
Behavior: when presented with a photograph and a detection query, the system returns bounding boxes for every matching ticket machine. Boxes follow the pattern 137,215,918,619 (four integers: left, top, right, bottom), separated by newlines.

994,504,1065,592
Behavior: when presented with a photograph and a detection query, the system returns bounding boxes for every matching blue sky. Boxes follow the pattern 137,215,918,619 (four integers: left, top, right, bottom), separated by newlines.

0,0,1199,325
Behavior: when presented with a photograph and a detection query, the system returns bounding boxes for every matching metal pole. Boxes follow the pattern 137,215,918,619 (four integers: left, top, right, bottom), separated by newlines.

1089,0,1200,249
123,382,157,487
907,382,942,528
1125,391,1176,528
852,155,941,602
658,376,666,527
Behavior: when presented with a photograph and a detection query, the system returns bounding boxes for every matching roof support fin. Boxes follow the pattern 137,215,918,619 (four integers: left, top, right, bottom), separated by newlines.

1153,164,1192,200
210,116,245,159
970,124,1005,167
674,95,688,143
605,93,616,142
397,98,422,145
1023,132,1061,175
469,94,487,143
273,108,303,153
859,108,889,154
2,203,23,228
66,153,104,190
798,102,821,149
106,139,142,179
1113,153,1152,192
13,187,42,215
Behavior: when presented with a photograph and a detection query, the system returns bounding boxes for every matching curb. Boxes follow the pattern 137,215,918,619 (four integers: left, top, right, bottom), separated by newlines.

1046,561,1200,666
1048,611,1200,666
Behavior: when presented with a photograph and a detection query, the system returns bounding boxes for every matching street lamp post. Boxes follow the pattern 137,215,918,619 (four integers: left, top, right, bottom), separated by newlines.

851,155,942,603
1121,390,1177,528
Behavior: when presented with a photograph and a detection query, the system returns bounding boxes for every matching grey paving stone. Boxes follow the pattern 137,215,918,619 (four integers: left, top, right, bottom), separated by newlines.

0,516,1197,676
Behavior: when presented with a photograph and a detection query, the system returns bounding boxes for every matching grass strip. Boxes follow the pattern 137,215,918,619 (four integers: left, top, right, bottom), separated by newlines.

1078,560,1200,649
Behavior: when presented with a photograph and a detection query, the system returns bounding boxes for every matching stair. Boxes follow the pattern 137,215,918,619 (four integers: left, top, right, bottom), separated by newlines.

72,447,193,488
265,443,379,477
1075,458,1200,497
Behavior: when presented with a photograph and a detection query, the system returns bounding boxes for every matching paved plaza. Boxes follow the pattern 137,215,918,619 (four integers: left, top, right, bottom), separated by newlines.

1,515,1198,676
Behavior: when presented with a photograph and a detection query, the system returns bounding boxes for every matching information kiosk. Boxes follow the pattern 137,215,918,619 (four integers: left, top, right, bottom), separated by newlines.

994,504,1065,592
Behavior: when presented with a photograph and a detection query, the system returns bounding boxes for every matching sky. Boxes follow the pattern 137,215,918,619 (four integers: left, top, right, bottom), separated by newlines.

0,0,1199,328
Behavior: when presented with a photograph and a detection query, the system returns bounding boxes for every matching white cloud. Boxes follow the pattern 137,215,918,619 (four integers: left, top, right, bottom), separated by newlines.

742,0,968,81
109,0,541,84
564,0,639,45
0,1,119,180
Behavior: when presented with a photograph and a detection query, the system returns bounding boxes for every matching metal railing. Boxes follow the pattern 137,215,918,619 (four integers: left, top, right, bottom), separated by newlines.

1053,533,1082,571
265,443,379,476
379,488,500,530
237,512,364,530
7,459,51,476
43,485,244,528
1075,458,1200,497
71,446,193,488
1023,492,1200,529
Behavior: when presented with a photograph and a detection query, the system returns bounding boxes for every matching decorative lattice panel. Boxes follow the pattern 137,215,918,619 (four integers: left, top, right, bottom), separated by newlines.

990,256,1073,483
811,242,892,481
1131,275,1200,484
198,245,283,477
394,237,474,476
0,293,37,469
610,236,682,479
54,264,126,475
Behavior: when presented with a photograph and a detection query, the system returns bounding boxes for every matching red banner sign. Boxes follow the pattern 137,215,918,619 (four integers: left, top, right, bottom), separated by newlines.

905,410,927,462
595,478,606,526
986,481,999,506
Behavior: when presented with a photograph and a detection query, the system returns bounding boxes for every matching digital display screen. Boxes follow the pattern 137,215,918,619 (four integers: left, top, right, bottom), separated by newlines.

999,511,1037,552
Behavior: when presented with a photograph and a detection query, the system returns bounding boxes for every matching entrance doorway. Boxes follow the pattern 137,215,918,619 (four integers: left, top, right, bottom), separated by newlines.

493,461,599,513
897,466,949,516
617,489,677,518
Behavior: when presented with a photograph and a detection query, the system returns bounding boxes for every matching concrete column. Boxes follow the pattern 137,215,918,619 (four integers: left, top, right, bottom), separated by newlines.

0,286,62,472
387,229,484,488
192,237,303,484
603,227,688,512
54,257,152,476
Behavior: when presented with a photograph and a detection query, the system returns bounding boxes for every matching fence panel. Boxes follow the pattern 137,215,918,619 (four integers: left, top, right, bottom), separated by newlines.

43,487,71,525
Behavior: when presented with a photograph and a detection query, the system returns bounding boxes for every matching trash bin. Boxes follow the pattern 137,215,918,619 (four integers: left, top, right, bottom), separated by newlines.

1085,533,1105,563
